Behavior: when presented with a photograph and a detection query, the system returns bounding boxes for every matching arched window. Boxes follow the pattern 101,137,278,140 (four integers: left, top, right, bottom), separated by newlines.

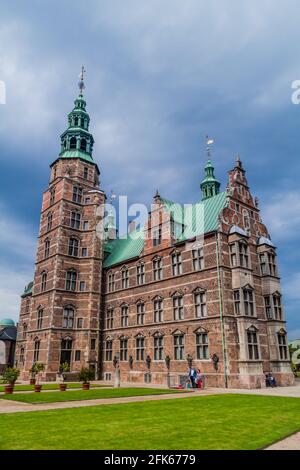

41,272,47,292
74,116,79,126
20,347,25,364
66,270,77,291
247,327,259,360
47,213,53,231
60,337,72,366
33,339,40,362
63,307,74,328
81,118,85,128
44,239,50,259
80,138,87,151
68,238,79,257
70,137,77,149
37,308,43,329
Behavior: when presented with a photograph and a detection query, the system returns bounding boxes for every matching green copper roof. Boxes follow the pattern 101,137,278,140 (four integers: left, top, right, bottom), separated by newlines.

104,192,228,268
59,150,94,163
21,282,33,298
0,318,15,327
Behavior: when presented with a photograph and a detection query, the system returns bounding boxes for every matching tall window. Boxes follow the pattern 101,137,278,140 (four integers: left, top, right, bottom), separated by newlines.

172,252,182,276
105,340,113,361
154,298,163,323
120,338,128,361
47,213,53,231
60,338,72,366
72,186,83,204
44,239,50,258
22,323,27,339
234,290,240,315
70,137,77,149
230,244,237,267
137,263,145,285
268,252,277,276
136,337,145,360
239,242,249,268
70,211,81,229
196,332,209,359
84,167,88,180
20,347,25,364
41,272,47,292
174,334,184,360
173,295,184,320
247,329,259,360
244,289,254,316
121,305,129,327
153,225,162,246
121,268,129,289
106,309,114,329
37,309,43,329
50,188,55,205
264,296,272,319
154,336,164,360
278,333,288,360
195,291,207,318
259,253,267,275
192,248,204,271
63,307,74,328
153,257,163,281
80,138,87,151
136,302,145,325
66,270,77,291
33,339,40,362
68,237,79,256
108,273,115,292
273,294,282,320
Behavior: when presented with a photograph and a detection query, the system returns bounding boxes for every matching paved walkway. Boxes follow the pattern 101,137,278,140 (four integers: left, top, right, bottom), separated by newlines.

265,431,300,450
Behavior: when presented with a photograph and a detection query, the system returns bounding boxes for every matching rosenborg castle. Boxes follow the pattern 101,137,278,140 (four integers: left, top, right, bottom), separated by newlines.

15,80,294,389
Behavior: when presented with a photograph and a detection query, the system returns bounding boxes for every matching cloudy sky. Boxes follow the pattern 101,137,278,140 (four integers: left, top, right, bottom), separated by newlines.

0,0,299,338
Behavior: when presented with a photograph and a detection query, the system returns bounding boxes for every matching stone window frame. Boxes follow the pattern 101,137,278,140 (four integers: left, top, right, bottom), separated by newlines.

277,329,288,361
121,266,129,289
152,224,162,247
171,250,182,276
70,210,81,230
74,350,81,361
194,327,209,360
41,271,48,292
44,238,50,259
193,287,207,318
120,303,129,328
119,335,129,361
33,337,41,362
152,256,163,281
136,262,145,285
49,187,55,206
233,285,256,317
47,212,53,232
264,291,283,321
65,269,78,292
192,247,204,271
136,300,145,326
19,346,25,364
173,330,185,360
37,306,44,330
106,307,114,329
153,332,164,361
62,305,75,329
153,296,164,323
72,185,83,204
135,334,145,361
259,248,278,277
229,238,250,269
246,326,260,361
105,337,113,361
107,271,115,293
172,291,184,321
68,236,80,257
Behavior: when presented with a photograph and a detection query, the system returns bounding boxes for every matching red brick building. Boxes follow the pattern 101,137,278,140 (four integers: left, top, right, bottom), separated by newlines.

16,84,294,388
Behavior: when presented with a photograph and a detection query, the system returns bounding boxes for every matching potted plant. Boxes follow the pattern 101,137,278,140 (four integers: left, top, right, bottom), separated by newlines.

2,367,20,394
59,362,69,391
29,364,36,385
32,362,44,392
79,367,94,390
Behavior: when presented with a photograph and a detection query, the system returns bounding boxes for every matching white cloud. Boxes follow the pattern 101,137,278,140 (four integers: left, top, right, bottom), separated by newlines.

261,191,300,241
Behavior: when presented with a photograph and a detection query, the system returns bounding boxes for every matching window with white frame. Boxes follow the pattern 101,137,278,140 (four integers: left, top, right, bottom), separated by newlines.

63,307,74,328
33,339,40,362
136,302,145,325
154,335,164,360
172,252,182,276
153,257,163,281
234,290,241,315
137,263,145,285
106,308,114,329
105,340,113,361
44,239,50,258
268,252,277,276
108,273,115,292
264,296,272,319
154,298,163,323
66,270,77,291
259,253,267,275
47,212,53,231
72,186,83,204
120,338,128,361
121,305,129,327
230,243,237,267
277,332,288,360
37,308,43,329
136,337,145,360
121,268,129,289
153,225,162,247
239,241,249,268
41,272,47,292
68,237,79,257
196,332,209,359
192,248,204,271
247,328,259,360
70,211,81,229
20,347,25,364
174,334,184,360
273,294,282,320
194,291,207,318
173,295,184,320
243,288,254,316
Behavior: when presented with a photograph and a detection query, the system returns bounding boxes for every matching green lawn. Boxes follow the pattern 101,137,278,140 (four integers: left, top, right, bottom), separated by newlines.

0,382,109,393
0,394,300,450
0,387,181,404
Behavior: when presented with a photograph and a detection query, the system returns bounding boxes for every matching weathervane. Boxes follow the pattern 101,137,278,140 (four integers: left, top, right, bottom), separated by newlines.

78,66,86,94
206,135,214,159
109,190,117,205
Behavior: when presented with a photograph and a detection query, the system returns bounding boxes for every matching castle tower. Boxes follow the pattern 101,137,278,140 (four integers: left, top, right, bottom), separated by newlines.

16,71,106,380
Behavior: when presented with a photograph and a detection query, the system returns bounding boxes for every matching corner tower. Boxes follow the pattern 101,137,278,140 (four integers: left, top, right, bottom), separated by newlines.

16,71,106,380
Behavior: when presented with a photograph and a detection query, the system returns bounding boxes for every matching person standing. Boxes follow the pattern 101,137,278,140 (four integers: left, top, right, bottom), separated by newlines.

189,367,197,388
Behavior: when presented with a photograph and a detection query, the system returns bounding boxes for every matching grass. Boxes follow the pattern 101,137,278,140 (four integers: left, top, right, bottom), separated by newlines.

0,394,300,450
0,387,182,404
0,382,108,393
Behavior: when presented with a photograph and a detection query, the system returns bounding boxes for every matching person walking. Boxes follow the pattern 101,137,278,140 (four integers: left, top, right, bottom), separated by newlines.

196,369,202,389
189,367,197,388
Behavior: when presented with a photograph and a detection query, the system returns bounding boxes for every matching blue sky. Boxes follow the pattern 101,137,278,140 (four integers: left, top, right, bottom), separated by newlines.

0,0,299,338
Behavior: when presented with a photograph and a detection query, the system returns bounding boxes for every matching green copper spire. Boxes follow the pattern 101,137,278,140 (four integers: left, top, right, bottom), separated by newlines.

200,160,220,200
59,67,94,163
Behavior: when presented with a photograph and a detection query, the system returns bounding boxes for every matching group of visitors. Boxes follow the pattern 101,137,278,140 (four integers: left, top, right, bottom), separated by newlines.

187,368,203,389
265,373,277,387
